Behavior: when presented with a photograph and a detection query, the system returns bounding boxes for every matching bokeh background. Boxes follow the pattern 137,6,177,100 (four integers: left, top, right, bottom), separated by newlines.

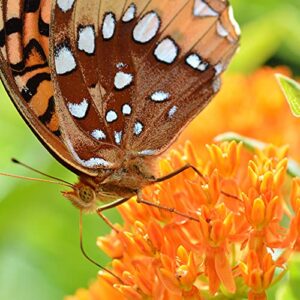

0,0,300,299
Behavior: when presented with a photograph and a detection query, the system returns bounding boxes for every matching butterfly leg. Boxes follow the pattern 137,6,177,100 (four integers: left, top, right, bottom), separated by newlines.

153,163,204,183
96,197,131,232
97,211,119,232
153,164,241,202
136,191,199,222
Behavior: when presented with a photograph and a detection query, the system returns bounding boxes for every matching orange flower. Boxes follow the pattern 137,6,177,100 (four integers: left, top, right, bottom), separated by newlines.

65,277,125,300
66,68,300,299
239,251,276,300
67,140,300,300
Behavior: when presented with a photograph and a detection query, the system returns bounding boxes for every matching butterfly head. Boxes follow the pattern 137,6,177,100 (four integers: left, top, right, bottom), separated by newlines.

62,183,122,212
62,157,157,212
60,177,134,213
62,183,98,212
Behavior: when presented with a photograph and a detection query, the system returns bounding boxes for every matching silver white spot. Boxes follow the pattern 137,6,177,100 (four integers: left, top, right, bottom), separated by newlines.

66,141,111,168
67,99,89,119
106,110,118,123
57,0,75,12
114,131,122,145
186,54,209,72
150,91,170,102
214,63,223,76
81,157,110,168
228,6,241,36
102,13,116,40
134,122,143,135
78,26,95,54
193,0,218,17
168,105,177,119
122,104,132,115
55,45,76,75
138,150,157,156
198,61,209,71
114,71,133,90
154,38,178,64
186,54,201,69
91,129,106,140
133,12,160,43
213,77,221,93
122,3,136,22
216,22,229,37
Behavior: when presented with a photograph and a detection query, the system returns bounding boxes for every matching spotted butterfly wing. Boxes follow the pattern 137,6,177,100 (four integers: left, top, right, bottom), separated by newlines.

0,0,240,210
51,0,239,163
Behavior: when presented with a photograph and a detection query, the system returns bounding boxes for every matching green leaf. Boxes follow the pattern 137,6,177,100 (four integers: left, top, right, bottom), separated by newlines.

276,74,300,117
214,132,265,151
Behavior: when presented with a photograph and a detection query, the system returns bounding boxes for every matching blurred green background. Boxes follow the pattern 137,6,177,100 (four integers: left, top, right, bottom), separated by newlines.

0,1,300,299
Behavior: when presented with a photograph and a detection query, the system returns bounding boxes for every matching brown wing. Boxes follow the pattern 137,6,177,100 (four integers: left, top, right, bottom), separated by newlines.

0,0,95,175
50,0,124,171
127,0,240,155
49,0,240,166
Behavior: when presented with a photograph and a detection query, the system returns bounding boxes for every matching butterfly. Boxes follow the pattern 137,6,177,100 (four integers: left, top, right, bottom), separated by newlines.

0,0,240,217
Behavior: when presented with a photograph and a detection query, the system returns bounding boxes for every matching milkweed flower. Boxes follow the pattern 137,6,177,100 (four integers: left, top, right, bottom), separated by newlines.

66,67,300,299
66,140,300,300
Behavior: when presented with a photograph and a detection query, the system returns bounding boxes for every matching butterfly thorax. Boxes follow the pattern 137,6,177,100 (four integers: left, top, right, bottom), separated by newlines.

63,156,157,212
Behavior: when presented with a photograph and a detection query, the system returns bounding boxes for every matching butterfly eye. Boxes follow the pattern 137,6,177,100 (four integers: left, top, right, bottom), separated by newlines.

79,186,95,204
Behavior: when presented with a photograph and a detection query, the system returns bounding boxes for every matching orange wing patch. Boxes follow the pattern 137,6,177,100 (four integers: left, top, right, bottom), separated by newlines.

2,0,59,135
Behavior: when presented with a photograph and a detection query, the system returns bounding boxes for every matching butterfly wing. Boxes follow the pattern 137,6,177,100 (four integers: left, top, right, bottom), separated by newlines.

126,0,240,154
123,0,240,154
49,0,240,167
0,0,98,175
49,0,125,172
1,0,240,175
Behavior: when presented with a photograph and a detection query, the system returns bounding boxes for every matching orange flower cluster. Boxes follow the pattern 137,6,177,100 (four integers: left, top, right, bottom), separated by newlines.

66,140,300,300
66,68,300,299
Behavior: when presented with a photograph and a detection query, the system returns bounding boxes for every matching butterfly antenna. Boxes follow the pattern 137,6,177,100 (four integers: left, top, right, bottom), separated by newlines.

0,171,74,189
11,158,74,187
79,211,124,284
